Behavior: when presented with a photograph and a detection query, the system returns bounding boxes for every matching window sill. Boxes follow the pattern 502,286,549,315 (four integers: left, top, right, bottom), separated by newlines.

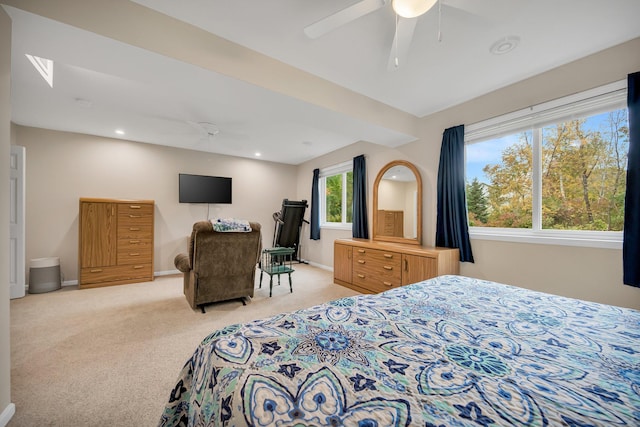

469,227,622,249
321,224,352,231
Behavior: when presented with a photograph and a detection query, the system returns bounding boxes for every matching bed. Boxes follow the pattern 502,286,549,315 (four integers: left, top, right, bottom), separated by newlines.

159,275,640,426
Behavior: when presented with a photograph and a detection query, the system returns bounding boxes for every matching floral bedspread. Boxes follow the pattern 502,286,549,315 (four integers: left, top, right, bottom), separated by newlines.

159,275,640,426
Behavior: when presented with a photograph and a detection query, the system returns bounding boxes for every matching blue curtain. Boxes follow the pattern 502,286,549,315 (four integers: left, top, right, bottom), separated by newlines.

310,168,321,240
436,125,474,262
624,71,640,287
352,154,369,239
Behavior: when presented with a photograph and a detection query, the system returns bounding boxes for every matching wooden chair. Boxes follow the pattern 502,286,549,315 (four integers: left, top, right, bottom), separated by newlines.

259,247,295,297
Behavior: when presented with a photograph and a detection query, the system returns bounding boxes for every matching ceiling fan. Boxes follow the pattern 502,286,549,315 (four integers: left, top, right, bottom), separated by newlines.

186,121,220,149
303,0,485,71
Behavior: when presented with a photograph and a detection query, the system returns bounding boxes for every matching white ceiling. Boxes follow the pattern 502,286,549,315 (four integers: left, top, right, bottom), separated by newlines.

4,0,640,164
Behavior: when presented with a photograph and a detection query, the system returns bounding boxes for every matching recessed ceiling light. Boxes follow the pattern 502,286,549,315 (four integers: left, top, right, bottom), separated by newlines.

255,152,262,157
490,36,520,55
115,129,125,135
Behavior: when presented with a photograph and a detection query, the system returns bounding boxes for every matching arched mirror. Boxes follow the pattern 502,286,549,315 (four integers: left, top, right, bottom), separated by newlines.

372,160,422,245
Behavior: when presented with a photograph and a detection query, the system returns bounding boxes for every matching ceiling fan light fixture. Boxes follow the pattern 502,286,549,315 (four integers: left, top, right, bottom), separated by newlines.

391,0,437,18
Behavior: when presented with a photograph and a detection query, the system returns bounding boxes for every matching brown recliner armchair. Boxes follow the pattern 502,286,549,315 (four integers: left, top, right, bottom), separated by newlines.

174,221,262,313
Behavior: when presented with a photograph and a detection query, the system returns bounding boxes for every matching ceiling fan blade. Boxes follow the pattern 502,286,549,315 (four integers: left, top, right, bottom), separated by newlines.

387,17,418,71
186,120,219,136
186,120,206,134
304,0,388,39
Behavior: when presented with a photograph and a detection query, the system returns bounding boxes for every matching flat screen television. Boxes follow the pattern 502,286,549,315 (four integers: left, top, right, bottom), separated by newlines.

179,173,232,204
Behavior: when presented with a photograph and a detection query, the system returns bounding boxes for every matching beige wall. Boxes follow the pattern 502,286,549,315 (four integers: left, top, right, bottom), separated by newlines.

0,6,13,425
296,141,422,264
14,125,298,283
297,38,640,310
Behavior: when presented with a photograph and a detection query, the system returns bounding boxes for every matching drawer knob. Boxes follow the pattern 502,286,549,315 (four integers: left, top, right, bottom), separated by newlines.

133,265,145,269
90,269,103,273
383,281,392,287
384,254,393,258
130,240,140,244
129,205,141,209
383,266,393,270
357,274,365,279
130,253,140,256
129,227,140,231
358,260,366,264
358,249,365,253
129,214,141,218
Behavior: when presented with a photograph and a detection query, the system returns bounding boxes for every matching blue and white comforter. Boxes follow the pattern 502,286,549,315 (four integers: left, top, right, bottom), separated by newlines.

159,275,640,426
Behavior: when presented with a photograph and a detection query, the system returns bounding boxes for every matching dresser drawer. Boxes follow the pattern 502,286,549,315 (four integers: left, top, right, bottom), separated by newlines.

117,248,152,265
352,267,401,292
118,203,153,216
118,204,153,226
117,238,153,265
352,247,402,292
80,263,152,286
117,223,153,239
353,247,401,264
117,238,153,252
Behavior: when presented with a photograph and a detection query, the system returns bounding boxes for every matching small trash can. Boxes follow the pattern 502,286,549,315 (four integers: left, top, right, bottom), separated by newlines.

29,257,61,294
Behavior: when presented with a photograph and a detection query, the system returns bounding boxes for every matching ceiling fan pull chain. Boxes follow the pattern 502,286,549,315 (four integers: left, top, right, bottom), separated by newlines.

394,13,399,67
437,0,442,42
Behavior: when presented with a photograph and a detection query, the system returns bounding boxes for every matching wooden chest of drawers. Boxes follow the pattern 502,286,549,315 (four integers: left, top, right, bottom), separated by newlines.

376,210,404,237
334,239,459,294
79,198,154,288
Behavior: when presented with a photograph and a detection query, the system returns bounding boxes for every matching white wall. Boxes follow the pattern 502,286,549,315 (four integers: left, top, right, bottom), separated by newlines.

0,7,14,426
14,125,298,283
297,38,640,310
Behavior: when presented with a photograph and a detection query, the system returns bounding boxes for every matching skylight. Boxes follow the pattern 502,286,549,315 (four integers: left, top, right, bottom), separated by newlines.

25,54,53,88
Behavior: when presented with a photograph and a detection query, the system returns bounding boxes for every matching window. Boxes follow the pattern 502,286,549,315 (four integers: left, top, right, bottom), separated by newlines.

320,161,353,228
465,81,628,248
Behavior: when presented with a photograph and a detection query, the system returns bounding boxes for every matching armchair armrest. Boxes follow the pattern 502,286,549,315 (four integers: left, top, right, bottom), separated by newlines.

174,253,191,273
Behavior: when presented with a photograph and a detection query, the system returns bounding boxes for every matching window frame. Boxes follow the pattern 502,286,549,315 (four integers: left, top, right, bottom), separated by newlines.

319,161,353,230
465,80,628,249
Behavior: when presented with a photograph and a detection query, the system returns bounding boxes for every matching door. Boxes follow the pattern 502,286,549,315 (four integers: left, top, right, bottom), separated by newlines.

9,145,25,299
402,254,437,286
333,243,352,284
79,201,117,268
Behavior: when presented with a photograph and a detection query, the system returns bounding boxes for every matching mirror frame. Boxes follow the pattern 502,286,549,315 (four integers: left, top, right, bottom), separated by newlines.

372,160,422,245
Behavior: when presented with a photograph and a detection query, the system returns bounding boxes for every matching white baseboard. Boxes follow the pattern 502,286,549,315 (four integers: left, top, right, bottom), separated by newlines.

305,260,332,271
155,269,180,277
0,403,15,427
59,270,180,287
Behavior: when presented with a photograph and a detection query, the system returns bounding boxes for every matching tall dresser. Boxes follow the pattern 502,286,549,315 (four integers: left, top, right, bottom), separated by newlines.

78,198,154,289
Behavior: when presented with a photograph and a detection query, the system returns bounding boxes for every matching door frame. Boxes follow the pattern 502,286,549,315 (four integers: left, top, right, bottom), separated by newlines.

10,145,25,299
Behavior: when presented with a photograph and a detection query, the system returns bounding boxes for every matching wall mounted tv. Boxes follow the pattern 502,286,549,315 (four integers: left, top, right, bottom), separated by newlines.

179,173,232,204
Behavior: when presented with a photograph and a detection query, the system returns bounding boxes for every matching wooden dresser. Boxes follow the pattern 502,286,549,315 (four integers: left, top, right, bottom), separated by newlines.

78,198,154,289
334,238,459,294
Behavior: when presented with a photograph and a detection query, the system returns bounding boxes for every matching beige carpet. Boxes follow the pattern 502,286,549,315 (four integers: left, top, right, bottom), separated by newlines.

9,264,359,427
